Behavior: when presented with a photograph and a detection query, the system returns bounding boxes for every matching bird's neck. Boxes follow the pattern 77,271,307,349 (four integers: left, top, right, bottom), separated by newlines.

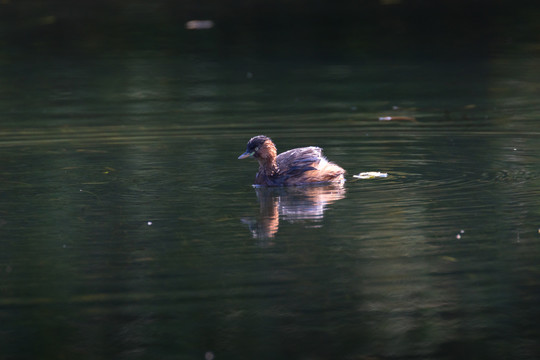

257,141,279,177
258,157,279,177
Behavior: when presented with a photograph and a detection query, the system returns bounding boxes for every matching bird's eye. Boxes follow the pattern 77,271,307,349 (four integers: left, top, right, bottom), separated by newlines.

254,146,259,152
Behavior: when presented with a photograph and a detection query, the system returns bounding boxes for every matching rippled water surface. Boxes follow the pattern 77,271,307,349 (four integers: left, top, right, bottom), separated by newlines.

1,54,540,359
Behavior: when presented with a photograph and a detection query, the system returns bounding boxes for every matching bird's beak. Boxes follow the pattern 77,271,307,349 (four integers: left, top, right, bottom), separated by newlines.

238,151,253,159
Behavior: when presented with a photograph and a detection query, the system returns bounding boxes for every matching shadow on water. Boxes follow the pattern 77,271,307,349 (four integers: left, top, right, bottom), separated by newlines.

241,184,346,241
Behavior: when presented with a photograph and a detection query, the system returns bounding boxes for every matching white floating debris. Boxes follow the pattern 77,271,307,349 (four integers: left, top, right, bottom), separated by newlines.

185,20,214,30
378,116,416,121
147,221,153,226
353,172,388,179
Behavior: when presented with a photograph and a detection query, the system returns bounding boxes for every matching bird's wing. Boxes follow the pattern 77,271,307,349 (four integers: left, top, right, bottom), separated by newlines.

276,147,322,177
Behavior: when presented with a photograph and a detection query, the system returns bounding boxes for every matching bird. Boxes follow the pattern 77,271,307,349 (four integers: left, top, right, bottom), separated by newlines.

238,135,345,186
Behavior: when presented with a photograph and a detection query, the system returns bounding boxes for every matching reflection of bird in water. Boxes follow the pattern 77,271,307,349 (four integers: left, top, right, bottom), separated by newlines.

241,184,346,240
238,135,346,186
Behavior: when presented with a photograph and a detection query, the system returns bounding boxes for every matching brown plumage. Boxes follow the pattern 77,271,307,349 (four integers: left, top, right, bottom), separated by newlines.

238,135,346,186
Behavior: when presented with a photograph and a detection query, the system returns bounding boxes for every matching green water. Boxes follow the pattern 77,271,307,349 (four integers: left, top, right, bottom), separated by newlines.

1,53,540,359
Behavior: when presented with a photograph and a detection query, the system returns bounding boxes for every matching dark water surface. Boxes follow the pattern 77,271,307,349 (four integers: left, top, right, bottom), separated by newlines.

1,54,540,359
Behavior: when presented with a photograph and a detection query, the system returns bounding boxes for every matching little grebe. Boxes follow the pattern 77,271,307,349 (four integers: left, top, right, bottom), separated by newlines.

238,135,346,186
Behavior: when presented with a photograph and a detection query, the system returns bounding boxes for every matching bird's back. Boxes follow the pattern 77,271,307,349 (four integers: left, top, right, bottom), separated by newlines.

274,146,345,185
276,146,322,170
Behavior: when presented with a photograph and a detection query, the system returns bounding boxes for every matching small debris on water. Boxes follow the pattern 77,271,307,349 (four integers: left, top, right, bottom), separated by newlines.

441,256,457,262
353,172,388,179
103,166,116,174
185,20,214,30
378,116,416,122
147,221,153,226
